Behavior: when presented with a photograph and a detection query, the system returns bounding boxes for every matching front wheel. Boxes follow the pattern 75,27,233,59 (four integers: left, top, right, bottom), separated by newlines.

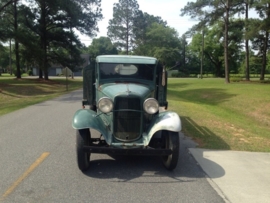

76,129,91,171
161,131,180,170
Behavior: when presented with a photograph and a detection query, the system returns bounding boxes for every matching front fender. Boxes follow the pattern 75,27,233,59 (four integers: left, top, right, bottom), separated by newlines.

146,111,181,138
72,109,112,144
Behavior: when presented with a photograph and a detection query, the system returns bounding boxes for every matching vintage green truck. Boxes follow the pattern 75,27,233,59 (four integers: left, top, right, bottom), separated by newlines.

72,55,181,171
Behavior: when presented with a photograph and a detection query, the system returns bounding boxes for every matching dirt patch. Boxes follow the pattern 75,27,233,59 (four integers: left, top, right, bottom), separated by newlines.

202,94,210,99
192,137,205,147
12,78,62,84
0,83,10,87
36,79,61,84
249,103,270,126
239,138,249,143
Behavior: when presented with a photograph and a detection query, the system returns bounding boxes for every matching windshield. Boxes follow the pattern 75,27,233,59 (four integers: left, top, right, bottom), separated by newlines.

99,63,155,81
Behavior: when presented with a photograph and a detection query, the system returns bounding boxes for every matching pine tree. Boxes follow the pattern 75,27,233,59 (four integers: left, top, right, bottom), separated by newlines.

107,0,139,54
181,0,244,83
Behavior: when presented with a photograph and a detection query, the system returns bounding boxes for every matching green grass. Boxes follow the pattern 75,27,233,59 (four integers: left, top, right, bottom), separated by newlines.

167,78,270,152
0,73,29,77
0,77,82,116
1,76,270,152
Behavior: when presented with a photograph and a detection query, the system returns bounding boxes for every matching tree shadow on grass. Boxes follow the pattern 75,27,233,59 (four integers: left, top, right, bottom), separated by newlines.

179,117,229,179
168,88,237,105
167,82,190,89
0,78,69,97
181,116,230,150
0,91,22,98
0,84,56,96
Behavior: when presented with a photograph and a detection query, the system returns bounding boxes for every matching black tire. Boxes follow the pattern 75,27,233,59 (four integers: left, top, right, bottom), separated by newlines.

161,130,180,170
76,129,91,171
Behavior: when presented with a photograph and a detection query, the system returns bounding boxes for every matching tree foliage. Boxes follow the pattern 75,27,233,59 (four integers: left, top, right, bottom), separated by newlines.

107,0,182,69
179,0,270,80
86,37,118,63
107,0,139,54
251,0,270,80
0,47,10,70
243,0,255,81
0,0,26,78
0,0,102,80
0,0,17,13
181,0,245,83
142,23,181,68
132,11,167,55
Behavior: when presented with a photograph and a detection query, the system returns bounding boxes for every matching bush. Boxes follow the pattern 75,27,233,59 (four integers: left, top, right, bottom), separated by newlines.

259,79,270,84
13,69,24,76
171,72,189,78
231,76,242,82
28,69,33,76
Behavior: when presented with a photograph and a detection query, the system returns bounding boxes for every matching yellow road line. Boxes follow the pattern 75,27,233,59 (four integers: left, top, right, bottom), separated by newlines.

1,152,50,201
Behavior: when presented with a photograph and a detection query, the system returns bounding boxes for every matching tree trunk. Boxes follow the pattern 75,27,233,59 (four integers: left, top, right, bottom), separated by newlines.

39,68,43,79
40,0,49,80
224,0,230,83
260,31,269,81
245,1,250,81
216,62,223,78
126,28,129,55
260,3,270,81
9,39,12,75
126,22,129,55
14,0,21,79
44,64,49,80
125,0,129,55
126,14,129,55
15,41,21,78
204,52,222,77
200,30,204,79
182,37,186,71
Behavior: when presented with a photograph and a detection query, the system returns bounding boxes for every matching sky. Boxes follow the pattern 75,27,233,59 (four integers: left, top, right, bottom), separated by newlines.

79,0,197,46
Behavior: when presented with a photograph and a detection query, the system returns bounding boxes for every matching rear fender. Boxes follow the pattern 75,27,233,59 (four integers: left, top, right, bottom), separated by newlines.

72,109,112,144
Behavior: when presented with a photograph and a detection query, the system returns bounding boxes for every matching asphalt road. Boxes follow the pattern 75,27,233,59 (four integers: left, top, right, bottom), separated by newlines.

0,89,226,203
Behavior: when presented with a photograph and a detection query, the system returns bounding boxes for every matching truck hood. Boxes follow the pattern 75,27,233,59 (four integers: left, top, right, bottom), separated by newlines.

99,83,153,99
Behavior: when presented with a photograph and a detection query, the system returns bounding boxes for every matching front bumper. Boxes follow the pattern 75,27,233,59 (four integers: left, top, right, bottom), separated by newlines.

83,146,172,156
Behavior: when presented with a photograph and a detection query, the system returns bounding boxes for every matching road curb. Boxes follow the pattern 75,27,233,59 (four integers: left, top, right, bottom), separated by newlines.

188,149,231,203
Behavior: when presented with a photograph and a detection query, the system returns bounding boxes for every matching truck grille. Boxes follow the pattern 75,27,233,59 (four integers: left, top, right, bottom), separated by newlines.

114,96,141,141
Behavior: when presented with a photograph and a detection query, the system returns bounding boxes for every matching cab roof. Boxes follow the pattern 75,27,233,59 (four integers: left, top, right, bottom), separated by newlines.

96,55,157,64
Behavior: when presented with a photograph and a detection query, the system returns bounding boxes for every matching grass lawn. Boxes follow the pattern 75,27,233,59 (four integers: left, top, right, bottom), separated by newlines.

1,76,270,152
0,76,82,116
167,78,270,152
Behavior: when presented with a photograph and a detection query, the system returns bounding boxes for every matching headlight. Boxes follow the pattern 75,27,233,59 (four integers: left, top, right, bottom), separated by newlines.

143,98,159,114
97,97,113,113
